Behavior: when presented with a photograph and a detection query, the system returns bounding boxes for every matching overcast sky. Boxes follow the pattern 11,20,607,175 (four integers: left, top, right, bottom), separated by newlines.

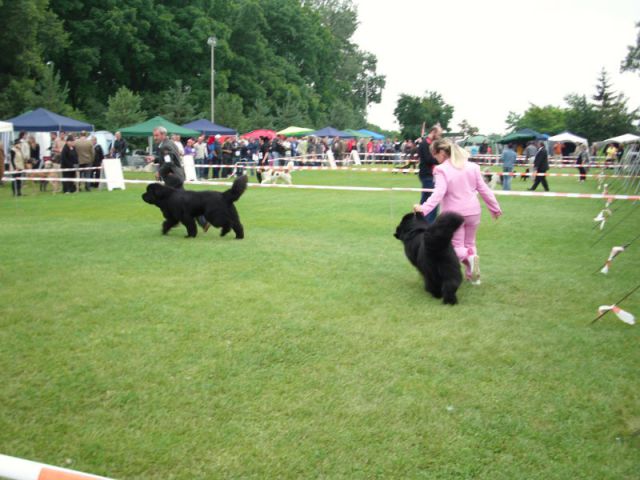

351,0,640,134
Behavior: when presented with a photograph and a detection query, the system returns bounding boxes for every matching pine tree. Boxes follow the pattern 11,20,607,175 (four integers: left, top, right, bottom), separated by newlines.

160,80,195,125
104,87,146,131
592,68,615,108
590,69,638,139
31,66,74,116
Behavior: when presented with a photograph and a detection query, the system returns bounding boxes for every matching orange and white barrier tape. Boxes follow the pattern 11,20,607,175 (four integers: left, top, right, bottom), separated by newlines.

4,176,640,201
472,162,621,169
469,154,609,163
0,454,112,480
597,305,636,325
600,246,627,274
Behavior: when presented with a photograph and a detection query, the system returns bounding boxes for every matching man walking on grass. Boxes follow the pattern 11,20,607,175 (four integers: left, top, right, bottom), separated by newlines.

529,141,550,192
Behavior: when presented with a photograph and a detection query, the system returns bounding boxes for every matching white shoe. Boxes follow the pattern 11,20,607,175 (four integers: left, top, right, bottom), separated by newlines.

469,255,480,283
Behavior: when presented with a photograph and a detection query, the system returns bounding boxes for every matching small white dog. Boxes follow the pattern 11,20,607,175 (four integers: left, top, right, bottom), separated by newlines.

261,161,294,185
482,167,500,189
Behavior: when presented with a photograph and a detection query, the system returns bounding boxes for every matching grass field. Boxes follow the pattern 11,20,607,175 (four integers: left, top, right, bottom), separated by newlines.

1,167,639,479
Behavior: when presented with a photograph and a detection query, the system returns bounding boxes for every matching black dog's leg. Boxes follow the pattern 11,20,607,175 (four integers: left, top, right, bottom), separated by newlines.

220,224,231,237
441,280,459,305
424,271,441,298
426,282,442,299
231,221,244,239
162,218,179,235
183,217,198,238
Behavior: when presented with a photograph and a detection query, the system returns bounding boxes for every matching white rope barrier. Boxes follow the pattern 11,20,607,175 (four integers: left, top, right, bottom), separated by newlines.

4,175,640,200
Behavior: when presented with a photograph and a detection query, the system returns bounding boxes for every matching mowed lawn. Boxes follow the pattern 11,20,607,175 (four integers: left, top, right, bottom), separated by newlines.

1,168,639,479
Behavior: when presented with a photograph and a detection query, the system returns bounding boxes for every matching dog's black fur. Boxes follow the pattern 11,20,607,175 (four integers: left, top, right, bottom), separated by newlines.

521,168,530,181
142,176,248,239
394,212,464,305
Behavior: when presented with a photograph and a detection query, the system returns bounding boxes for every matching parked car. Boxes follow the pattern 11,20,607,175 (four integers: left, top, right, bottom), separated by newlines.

127,149,149,168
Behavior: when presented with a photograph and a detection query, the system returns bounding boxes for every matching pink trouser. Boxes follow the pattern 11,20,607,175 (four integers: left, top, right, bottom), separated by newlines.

451,214,481,277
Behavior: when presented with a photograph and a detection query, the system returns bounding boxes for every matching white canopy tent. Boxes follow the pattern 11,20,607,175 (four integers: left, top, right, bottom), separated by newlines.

0,121,13,133
0,121,13,164
600,133,640,144
548,131,588,146
93,130,115,156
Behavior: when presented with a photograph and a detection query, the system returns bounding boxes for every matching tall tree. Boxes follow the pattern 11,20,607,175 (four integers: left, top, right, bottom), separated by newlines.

2,0,387,132
0,0,68,117
275,96,310,129
30,66,75,117
591,69,638,139
505,111,522,131
508,104,566,134
245,100,276,132
621,21,640,75
458,119,479,137
160,80,196,125
592,68,616,108
215,92,246,131
394,91,454,139
564,94,599,141
104,86,146,131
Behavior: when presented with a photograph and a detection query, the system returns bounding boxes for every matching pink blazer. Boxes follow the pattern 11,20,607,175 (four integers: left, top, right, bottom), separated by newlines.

418,160,502,217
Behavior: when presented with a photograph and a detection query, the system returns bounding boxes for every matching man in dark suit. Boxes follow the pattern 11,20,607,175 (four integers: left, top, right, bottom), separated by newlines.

91,136,104,188
146,126,185,188
529,141,550,191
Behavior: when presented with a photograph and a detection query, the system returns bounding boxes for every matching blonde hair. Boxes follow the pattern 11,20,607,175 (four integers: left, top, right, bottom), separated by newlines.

431,139,470,169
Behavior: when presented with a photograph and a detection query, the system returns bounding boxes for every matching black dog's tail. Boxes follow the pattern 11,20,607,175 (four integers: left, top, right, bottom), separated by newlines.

223,175,248,203
425,212,465,250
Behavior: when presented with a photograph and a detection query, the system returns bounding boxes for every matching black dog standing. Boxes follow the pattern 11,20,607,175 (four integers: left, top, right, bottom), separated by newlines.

394,212,464,305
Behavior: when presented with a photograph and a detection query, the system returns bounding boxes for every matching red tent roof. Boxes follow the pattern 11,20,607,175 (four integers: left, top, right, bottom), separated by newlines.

241,129,276,140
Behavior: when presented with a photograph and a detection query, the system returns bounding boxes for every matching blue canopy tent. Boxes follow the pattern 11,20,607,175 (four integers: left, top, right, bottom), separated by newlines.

309,126,352,138
356,128,385,140
6,108,93,132
182,119,237,136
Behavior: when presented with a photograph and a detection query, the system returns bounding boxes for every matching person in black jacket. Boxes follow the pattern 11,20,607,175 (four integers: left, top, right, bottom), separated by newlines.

145,126,184,188
256,137,270,183
91,136,105,188
417,125,443,224
529,141,550,191
110,131,127,165
60,135,78,194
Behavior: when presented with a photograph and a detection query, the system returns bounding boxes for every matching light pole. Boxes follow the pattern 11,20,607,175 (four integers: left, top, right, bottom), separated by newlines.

207,36,217,123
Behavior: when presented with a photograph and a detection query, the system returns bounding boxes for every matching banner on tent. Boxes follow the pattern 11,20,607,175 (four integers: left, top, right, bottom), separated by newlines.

182,155,197,182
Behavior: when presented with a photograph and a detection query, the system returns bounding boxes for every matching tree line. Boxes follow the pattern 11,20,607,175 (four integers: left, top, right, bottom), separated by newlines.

0,0,386,132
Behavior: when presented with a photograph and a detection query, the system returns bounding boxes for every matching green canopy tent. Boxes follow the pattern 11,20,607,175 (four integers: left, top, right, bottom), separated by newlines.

118,116,200,161
462,134,488,145
499,128,548,144
276,126,314,137
119,116,200,137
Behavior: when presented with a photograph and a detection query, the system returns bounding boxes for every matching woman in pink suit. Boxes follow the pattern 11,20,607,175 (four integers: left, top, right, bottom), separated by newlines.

413,139,502,284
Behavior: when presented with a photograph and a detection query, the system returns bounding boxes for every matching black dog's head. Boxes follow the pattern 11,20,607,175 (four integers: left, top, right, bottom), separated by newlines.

394,212,429,241
395,212,465,250
142,183,175,206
